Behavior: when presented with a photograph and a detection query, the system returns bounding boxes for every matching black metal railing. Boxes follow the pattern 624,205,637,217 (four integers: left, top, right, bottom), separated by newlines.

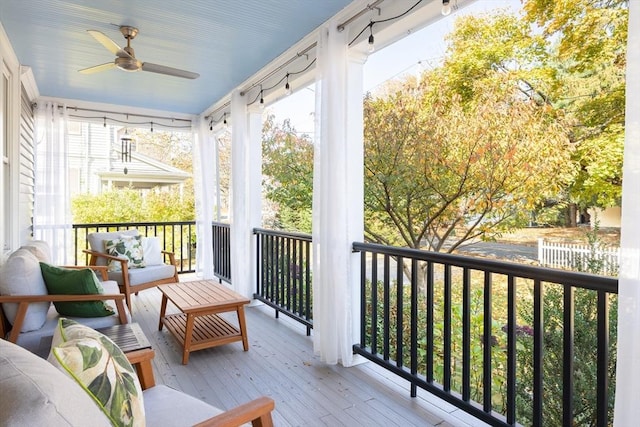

352,241,618,427
254,228,313,335
212,222,231,282
72,222,196,274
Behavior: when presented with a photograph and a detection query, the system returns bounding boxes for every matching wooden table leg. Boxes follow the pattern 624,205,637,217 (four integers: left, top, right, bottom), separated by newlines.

183,313,195,365
237,305,249,351
158,294,168,331
125,349,156,390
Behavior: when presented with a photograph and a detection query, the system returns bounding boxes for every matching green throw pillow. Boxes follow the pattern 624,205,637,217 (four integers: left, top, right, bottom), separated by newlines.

48,319,145,427
104,235,145,272
40,263,115,317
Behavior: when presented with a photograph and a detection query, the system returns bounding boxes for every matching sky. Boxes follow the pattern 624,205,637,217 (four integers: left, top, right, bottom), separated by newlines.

269,0,523,135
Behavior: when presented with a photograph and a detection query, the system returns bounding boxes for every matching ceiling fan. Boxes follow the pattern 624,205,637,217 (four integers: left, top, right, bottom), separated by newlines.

79,26,199,79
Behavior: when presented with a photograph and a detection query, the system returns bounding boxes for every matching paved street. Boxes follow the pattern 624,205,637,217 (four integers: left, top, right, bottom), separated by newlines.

455,241,538,263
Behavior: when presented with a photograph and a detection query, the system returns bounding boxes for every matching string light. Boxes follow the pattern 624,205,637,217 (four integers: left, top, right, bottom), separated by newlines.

209,118,213,131
441,0,451,16
223,113,227,126
150,121,154,132
259,88,265,110
103,117,107,127
368,22,375,53
285,73,292,96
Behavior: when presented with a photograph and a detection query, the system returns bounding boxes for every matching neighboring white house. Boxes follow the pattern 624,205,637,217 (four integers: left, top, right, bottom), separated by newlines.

67,121,190,196
588,206,622,228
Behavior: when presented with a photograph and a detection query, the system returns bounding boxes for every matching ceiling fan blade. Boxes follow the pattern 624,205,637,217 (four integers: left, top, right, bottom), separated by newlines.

87,30,131,58
79,62,116,74
141,62,199,79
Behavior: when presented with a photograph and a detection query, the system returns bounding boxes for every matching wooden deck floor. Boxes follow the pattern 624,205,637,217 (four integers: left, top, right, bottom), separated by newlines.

131,280,487,427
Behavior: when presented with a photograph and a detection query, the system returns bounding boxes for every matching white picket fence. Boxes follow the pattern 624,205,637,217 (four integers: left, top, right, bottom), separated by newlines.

537,238,620,276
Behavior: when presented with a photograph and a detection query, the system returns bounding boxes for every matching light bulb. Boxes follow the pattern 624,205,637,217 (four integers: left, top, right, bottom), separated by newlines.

285,81,292,96
368,34,375,52
442,0,451,16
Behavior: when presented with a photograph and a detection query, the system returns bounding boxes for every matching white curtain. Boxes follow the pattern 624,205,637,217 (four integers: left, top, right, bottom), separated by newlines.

613,2,640,425
33,102,71,264
193,117,215,279
230,90,252,298
312,21,355,366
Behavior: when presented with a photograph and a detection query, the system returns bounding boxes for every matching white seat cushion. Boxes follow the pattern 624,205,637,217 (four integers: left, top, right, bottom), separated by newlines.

108,264,176,286
143,385,223,427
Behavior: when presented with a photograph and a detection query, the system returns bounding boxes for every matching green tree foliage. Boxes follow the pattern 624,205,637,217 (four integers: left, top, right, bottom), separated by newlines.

262,115,313,233
524,0,627,208
72,188,194,223
364,70,572,252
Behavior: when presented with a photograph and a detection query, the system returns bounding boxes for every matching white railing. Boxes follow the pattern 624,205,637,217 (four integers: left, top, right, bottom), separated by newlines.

537,238,620,276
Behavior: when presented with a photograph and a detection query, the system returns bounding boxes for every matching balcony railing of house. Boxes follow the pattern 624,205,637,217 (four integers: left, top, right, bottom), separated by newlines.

251,228,618,426
72,222,197,274
212,222,231,283
352,241,618,427
254,228,313,335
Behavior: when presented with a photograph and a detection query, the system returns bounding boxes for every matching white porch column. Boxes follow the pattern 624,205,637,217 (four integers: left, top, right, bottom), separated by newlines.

312,21,365,367
230,91,263,299
613,2,640,425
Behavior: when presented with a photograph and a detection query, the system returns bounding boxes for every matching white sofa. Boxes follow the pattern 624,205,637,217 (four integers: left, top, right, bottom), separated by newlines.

0,241,129,352
0,335,275,426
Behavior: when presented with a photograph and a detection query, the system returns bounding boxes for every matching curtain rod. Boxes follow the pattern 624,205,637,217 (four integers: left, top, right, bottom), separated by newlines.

337,0,385,32
32,103,192,124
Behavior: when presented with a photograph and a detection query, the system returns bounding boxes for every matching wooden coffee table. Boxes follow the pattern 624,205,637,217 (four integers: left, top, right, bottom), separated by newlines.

158,280,251,364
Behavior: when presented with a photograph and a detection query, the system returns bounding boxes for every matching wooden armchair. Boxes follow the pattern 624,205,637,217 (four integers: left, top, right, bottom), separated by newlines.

84,230,179,312
0,264,128,350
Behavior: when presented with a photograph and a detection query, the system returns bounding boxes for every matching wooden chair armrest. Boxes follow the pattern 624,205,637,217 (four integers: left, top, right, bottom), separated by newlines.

1,293,128,344
61,265,109,280
83,249,130,264
161,250,178,267
193,396,275,427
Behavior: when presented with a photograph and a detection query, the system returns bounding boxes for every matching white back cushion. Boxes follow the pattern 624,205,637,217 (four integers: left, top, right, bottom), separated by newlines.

87,229,139,266
142,237,163,266
0,249,49,332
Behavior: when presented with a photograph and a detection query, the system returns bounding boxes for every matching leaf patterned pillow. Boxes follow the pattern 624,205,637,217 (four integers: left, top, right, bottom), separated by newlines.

48,319,145,427
104,235,145,272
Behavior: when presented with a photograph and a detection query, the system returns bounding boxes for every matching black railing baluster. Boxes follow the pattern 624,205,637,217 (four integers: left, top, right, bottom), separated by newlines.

383,254,391,361
444,264,452,392
462,267,471,402
360,250,367,350
506,275,516,425
371,252,378,355
426,261,434,383
482,271,492,413
563,285,575,427
396,257,404,370
597,290,609,427
533,279,544,427
410,258,418,398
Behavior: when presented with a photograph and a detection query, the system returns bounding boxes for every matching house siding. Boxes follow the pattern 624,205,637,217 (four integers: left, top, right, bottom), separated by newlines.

67,121,113,194
18,85,34,243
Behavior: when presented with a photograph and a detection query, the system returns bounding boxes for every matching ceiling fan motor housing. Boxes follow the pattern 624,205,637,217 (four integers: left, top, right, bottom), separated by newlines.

116,47,141,71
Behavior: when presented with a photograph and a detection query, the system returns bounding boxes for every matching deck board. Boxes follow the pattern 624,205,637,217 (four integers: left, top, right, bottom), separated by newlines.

129,282,487,427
